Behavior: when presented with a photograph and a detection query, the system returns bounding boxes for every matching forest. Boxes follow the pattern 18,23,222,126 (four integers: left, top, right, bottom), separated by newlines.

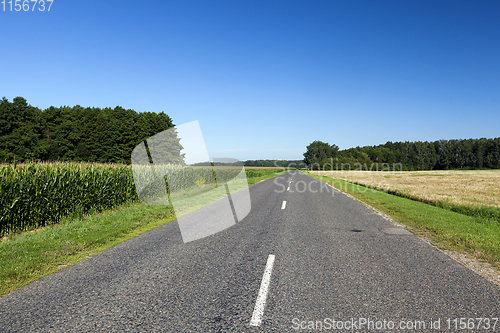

304,138,500,171
2,96,499,171
0,97,303,167
0,96,180,164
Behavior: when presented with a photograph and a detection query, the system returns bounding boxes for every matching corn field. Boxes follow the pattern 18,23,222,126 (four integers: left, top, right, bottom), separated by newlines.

0,162,137,237
0,162,281,237
132,164,248,203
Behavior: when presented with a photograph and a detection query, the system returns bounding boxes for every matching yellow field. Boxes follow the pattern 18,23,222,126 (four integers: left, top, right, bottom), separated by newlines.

310,170,500,208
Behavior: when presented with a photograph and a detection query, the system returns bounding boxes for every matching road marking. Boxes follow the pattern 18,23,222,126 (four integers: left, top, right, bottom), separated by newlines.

287,186,290,191
250,254,276,326
281,201,287,209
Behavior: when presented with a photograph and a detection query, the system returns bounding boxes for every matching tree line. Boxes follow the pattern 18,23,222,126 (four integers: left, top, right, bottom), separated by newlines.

244,159,304,168
304,137,500,170
193,160,304,168
0,96,181,164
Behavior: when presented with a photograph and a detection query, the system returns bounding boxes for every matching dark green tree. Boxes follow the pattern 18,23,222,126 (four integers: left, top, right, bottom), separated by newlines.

303,141,339,169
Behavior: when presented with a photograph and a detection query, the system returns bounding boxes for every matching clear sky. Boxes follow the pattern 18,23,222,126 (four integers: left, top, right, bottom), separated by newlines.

1,0,499,161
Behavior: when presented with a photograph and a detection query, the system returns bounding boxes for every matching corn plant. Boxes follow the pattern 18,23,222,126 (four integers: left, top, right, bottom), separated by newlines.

0,162,137,236
0,162,281,237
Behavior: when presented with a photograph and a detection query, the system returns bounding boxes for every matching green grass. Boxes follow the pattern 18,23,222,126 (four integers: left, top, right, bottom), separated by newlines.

0,202,174,296
246,169,287,185
0,169,285,296
305,171,500,269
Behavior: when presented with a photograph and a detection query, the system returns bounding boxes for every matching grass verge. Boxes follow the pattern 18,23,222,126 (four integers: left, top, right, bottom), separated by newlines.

304,171,500,269
347,180,500,224
0,170,285,296
388,190,500,223
0,202,175,296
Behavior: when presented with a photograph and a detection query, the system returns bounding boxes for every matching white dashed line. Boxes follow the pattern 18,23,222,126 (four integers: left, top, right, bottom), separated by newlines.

281,201,287,209
250,255,276,326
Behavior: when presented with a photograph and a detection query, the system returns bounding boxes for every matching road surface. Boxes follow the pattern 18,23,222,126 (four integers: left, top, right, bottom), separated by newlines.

1,171,499,332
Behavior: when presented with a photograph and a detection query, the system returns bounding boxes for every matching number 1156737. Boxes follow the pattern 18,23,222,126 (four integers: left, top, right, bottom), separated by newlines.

2,0,53,12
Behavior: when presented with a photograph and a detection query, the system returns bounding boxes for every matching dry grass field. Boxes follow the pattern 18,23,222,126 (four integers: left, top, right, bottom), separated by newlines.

310,170,500,208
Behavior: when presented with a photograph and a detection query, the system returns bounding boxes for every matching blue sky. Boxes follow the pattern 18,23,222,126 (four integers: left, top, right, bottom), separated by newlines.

1,0,499,161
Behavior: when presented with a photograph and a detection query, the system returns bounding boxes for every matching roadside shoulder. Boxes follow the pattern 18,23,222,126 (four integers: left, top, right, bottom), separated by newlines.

304,171,500,288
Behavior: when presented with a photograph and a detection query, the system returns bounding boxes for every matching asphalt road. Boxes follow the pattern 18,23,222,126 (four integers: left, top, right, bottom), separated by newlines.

1,171,499,332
